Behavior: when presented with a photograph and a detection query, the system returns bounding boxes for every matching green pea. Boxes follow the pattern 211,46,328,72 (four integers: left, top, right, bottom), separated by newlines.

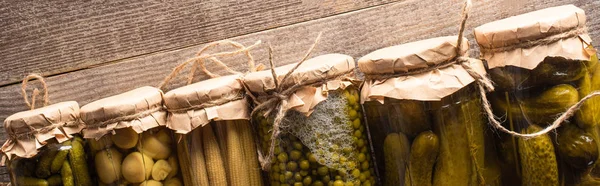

278,153,289,162
300,170,309,176
357,153,366,162
359,172,367,182
353,130,362,138
342,147,352,154
347,162,356,169
344,182,354,186
272,181,280,186
281,184,290,186
352,119,361,129
290,150,302,160
351,169,360,178
318,167,329,176
357,139,365,148
287,161,298,171
322,175,331,183
294,172,303,182
348,94,358,106
335,175,342,180
294,182,303,186
339,156,347,163
299,160,310,170
353,180,361,186
348,110,358,120
293,142,303,150
273,164,281,172
280,174,286,182
333,180,345,186
285,171,294,179
303,176,312,185
273,172,281,179
361,161,369,170
279,163,287,171
314,181,324,186
363,180,371,186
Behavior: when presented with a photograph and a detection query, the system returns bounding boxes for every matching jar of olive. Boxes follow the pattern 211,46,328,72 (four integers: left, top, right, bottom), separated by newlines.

475,4,599,185
244,54,376,186
163,75,263,186
2,101,92,186
359,36,502,186
80,86,181,185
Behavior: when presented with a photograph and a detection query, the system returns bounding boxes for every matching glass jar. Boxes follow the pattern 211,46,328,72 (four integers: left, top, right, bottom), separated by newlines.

81,86,181,186
359,36,501,186
3,101,92,186
245,54,376,186
474,5,599,185
163,75,263,186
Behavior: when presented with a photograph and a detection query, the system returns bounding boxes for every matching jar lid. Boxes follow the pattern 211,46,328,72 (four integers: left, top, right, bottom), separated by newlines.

244,53,356,115
163,75,250,133
2,101,82,159
474,4,591,69
358,36,468,75
359,36,486,102
244,53,355,95
80,86,166,139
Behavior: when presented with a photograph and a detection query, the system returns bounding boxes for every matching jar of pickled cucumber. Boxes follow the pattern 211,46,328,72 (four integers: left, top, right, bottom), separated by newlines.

474,5,600,185
2,101,92,186
244,54,376,186
359,36,502,186
163,75,263,186
80,86,181,186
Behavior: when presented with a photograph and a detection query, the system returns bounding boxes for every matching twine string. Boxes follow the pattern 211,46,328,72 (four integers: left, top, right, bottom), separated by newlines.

21,74,49,110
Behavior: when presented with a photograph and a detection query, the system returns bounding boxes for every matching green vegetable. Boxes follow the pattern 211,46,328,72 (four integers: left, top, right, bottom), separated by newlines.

68,140,92,186
50,141,70,174
35,148,58,178
383,132,410,186
61,161,74,186
519,125,558,186
17,176,49,186
404,131,439,186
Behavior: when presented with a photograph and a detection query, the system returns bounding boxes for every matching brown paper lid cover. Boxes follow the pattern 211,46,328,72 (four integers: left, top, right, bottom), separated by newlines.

474,4,591,69
2,101,82,159
80,86,166,139
163,75,250,133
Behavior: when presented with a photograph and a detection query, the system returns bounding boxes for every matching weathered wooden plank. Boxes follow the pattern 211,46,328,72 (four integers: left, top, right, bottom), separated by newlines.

0,0,598,182
0,0,397,86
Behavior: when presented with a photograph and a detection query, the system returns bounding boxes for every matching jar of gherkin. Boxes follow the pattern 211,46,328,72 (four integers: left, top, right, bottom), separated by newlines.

244,54,376,186
163,75,263,186
2,101,92,186
359,36,502,186
80,86,182,186
474,5,599,185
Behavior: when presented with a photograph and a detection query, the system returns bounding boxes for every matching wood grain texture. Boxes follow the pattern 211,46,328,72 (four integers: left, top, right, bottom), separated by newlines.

0,0,599,183
0,0,396,86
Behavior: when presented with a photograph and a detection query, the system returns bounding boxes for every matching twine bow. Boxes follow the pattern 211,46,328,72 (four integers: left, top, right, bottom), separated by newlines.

21,74,49,110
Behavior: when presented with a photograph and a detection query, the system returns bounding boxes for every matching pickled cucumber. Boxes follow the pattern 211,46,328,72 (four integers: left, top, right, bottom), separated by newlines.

17,176,49,186
492,84,579,126
69,139,92,186
47,174,62,186
575,56,600,130
35,148,59,178
557,122,598,169
61,161,74,186
383,132,409,186
405,131,439,186
432,92,484,186
519,125,558,186
489,58,586,90
50,141,71,174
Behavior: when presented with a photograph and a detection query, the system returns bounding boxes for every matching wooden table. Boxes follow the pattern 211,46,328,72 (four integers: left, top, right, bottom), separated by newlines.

1,0,599,183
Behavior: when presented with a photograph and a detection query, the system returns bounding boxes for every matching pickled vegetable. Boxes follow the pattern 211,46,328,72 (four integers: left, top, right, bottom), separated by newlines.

95,148,123,184
488,57,586,90
558,122,599,169
35,148,58,178
69,139,92,186
389,100,431,138
519,125,558,186
432,92,485,186
50,141,70,174
61,161,74,186
17,176,49,186
257,88,374,185
383,133,410,186
122,152,154,183
405,131,439,186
